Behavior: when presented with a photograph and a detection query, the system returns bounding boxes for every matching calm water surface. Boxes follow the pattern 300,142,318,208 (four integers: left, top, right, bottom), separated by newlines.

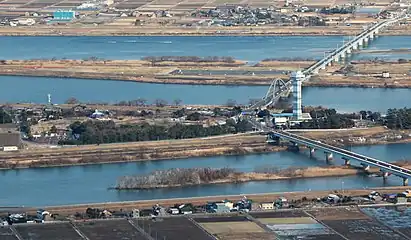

0,36,408,61
1,76,411,112
1,143,409,207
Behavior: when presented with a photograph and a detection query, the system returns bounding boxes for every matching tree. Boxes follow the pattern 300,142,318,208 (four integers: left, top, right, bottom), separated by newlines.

173,98,182,106
136,98,147,106
50,125,57,133
186,112,201,121
0,109,12,124
65,97,80,105
154,99,167,107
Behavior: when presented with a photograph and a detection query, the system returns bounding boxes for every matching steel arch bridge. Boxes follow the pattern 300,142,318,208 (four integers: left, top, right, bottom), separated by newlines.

249,78,291,110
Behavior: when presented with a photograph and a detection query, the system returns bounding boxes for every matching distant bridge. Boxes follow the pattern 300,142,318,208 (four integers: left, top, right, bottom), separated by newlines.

249,10,409,110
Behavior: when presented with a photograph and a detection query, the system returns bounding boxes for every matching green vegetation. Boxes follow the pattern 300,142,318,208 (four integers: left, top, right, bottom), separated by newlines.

59,119,252,145
283,108,355,129
0,108,12,124
386,108,411,129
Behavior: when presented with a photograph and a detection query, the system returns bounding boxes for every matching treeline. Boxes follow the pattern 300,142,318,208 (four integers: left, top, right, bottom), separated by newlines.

300,108,355,129
0,109,12,123
116,167,235,189
386,108,411,129
141,56,235,63
261,57,315,62
278,108,355,129
59,119,252,145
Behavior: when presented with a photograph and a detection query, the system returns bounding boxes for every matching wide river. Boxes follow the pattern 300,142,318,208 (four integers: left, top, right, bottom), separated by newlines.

0,36,409,61
1,143,410,207
1,36,411,112
2,76,411,112
1,35,411,207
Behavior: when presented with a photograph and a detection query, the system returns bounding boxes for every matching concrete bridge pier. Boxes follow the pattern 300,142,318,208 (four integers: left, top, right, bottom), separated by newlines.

342,157,350,165
346,48,352,54
334,55,339,62
364,37,369,44
353,44,358,50
267,135,280,145
340,52,346,58
381,170,389,181
309,147,315,158
369,33,374,40
325,152,333,163
403,178,409,186
288,141,299,152
360,163,370,171
358,39,363,47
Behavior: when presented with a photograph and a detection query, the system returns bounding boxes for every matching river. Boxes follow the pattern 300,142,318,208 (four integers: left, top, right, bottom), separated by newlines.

2,76,411,112
0,143,410,207
0,36,409,61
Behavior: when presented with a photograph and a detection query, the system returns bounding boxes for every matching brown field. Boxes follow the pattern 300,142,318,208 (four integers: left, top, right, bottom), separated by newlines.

257,217,316,224
74,219,147,240
134,217,214,240
251,210,310,219
308,208,370,221
14,222,83,240
199,221,269,240
200,221,260,233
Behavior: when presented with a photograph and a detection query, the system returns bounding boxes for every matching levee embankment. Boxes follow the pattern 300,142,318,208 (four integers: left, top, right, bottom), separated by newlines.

0,133,283,169
0,127,410,169
29,186,411,215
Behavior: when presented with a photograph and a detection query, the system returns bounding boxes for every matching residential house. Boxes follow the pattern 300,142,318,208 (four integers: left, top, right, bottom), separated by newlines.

259,202,274,210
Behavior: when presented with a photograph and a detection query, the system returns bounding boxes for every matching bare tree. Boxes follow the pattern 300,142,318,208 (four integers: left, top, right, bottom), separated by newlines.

65,97,80,105
173,98,182,106
154,99,167,107
136,98,147,106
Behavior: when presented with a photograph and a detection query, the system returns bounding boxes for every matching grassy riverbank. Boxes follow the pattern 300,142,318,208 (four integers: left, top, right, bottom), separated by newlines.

0,25,410,37
0,127,410,170
1,59,411,88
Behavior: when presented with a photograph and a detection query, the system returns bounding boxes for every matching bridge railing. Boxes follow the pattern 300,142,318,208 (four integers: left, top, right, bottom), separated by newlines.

273,131,411,177
304,19,396,75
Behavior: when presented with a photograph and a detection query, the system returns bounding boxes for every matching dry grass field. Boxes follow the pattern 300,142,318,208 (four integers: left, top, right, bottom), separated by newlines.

199,221,275,240
257,217,317,225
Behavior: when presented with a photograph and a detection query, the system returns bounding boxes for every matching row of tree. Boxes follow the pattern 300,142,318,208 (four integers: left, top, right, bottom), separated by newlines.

141,56,235,63
386,108,411,129
116,167,235,189
59,119,252,145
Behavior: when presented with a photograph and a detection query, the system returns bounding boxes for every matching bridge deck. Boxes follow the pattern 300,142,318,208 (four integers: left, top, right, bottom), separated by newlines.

271,131,411,179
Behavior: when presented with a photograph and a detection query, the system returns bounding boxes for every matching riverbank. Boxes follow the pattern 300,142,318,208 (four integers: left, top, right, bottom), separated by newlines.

26,186,411,215
1,59,411,88
0,133,284,169
0,25,410,37
0,59,296,86
0,127,410,170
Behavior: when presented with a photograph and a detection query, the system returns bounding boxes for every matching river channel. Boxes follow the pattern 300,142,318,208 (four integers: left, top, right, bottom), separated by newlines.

2,75,411,112
1,143,410,207
0,36,409,61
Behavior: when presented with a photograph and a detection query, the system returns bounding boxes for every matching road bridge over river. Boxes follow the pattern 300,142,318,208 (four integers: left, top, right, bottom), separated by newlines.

249,9,409,110
246,118,411,186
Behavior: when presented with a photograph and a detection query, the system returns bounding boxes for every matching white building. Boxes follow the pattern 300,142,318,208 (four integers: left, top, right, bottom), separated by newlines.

292,71,304,120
